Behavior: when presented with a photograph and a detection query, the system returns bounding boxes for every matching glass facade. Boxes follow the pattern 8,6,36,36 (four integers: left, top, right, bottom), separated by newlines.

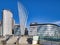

14,25,21,36
37,24,60,41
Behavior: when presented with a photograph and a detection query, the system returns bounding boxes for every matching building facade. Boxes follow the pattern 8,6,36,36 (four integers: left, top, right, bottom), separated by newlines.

37,24,60,39
29,23,38,36
0,21,2,36
29,23,60,39
3,9,13,36
14,24,21,36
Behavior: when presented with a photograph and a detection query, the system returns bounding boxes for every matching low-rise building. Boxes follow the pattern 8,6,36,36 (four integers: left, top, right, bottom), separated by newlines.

29,23,60,39
14,24,21,36
29,23,38,36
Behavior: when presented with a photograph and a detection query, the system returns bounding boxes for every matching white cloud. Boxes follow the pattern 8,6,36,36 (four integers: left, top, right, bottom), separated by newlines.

52,21,60,25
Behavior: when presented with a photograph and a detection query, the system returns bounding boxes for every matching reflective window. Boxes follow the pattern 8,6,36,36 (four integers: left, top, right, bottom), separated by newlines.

37,24,60,40
14,25,21,36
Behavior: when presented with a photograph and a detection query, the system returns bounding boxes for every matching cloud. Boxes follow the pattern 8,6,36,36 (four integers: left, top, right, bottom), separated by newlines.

52,21,60,25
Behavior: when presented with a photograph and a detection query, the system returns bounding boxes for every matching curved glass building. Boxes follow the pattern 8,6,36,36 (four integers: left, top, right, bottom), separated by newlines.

30,23,60,45
30,23,60,42
37,24,60,39
37,24,60,42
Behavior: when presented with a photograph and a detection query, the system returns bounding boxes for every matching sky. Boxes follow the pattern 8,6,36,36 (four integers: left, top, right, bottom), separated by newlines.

0,0,60,26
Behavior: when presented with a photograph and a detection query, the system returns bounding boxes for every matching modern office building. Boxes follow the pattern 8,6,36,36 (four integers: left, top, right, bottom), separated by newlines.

0,21,2,36
37,24,60,38
29,23,38,36
29,23,60,39
3,9,13,36
14,24,21,36
12,19,15,30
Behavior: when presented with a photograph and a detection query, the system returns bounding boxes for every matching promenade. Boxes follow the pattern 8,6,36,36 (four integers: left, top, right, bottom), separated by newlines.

0,36,60,45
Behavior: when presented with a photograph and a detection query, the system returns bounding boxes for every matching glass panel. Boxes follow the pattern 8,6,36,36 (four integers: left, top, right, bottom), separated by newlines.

14,25,21,36
37,24,60,41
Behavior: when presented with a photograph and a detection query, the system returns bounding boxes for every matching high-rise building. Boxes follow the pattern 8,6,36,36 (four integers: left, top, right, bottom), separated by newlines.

12,19,15,29
12,19,15,34
3,9,13,36
0,21,2,36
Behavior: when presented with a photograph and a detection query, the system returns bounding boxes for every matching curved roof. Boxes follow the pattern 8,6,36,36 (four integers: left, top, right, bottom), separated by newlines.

30,23,60,27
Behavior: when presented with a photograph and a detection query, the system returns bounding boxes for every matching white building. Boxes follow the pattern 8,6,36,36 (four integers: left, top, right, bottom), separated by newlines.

3,9,13,36
29,23,38,36
29,23,60,37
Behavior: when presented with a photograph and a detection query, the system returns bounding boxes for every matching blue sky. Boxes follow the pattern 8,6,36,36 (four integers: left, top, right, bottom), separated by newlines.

0,0,60,26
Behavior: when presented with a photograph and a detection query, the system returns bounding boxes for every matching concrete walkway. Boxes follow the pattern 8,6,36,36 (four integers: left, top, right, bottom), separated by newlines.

7,36,18,44
19,36,28,44
0,38,6,44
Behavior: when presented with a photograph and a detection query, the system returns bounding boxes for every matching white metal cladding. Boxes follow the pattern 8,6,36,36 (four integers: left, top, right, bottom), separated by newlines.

3,10,13,36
